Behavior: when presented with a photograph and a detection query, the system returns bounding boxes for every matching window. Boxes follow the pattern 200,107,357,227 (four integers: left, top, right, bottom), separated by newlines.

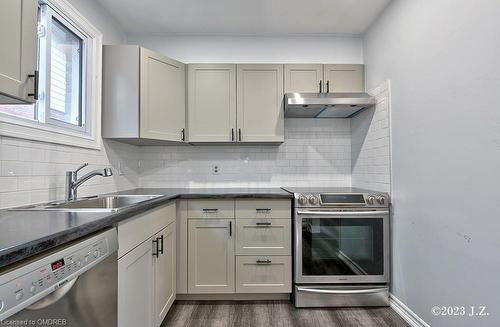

0,0,101,148
37,4,88,132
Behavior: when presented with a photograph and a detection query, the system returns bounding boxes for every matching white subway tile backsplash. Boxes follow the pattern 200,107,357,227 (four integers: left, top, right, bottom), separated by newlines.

0,136,140,209
0,177,18,192
351,81,392,193
138,119,352,189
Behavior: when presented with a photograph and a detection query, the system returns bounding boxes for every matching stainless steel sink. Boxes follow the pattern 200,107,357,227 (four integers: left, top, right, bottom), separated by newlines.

9,195,163,212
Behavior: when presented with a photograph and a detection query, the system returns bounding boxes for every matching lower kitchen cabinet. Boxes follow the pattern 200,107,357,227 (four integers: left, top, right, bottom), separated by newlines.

180,199,292,297
118,238,155,327
188,219,235,293
236,256,291,293
118,203,176,327
154,223,176,326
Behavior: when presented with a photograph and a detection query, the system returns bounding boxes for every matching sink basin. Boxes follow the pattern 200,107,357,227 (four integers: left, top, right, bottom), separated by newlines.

10,195,163,212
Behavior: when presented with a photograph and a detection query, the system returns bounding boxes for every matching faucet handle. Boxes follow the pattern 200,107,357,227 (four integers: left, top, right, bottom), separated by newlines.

74,163,89,174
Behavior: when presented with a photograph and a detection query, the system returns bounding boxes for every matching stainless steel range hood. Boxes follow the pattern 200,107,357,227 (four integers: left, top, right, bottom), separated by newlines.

284,92,376,118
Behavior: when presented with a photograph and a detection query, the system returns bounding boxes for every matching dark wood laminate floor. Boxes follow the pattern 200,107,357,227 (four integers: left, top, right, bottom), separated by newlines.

161,301,410,327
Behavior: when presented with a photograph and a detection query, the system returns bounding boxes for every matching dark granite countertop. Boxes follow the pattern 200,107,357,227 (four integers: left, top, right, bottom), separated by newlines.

0,188,292,269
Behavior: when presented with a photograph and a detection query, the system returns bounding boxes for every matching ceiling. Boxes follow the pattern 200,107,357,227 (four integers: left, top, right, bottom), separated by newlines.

96,0,391,36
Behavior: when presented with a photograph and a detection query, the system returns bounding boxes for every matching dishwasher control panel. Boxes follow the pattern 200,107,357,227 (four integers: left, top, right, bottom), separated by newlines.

0,228,117,320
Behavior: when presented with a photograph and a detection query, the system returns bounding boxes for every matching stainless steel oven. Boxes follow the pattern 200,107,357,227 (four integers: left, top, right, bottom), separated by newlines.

295,208,389,284
282,187,390,307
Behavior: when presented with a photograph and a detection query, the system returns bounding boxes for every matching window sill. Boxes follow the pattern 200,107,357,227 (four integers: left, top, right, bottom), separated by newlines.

0,115,101,150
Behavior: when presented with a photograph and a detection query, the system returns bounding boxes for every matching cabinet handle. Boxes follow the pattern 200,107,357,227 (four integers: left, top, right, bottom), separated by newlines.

256,208,271,212
256,259,272,264
231,128,234,141
152,238,159,258
326,80,330,93
158,235,164,255
202,208,218,212
255,222,272,226
229,221,232,237
319,80,322,93
238,128,242,141
28,70,39,100
181,128,185,141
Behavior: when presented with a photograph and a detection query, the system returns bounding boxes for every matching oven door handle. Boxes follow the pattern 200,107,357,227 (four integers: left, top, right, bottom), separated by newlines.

296,287,385,295
296,210,389,216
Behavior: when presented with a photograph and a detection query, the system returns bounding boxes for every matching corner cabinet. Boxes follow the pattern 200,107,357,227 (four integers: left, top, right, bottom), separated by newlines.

118,203,176,327
284,64,365,93
0,0,38,104
187,64,284,144
102,45,186,144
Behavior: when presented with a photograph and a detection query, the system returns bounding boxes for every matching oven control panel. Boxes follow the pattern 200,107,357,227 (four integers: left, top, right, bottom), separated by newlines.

0,229,117,321
295,192,389,208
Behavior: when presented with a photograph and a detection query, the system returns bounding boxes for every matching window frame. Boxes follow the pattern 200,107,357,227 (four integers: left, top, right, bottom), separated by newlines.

39,3,89,134
0,0,102,149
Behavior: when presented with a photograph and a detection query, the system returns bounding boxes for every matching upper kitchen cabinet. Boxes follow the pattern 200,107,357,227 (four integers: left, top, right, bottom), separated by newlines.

284,64,365,93
284,64,323,93
0,0,38,104
102,45,186,144
187,64,236,142
323,64,365,93
236,64,284,143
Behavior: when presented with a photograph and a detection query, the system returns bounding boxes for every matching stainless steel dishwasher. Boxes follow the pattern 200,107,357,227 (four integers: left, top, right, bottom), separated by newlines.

0,228,118,326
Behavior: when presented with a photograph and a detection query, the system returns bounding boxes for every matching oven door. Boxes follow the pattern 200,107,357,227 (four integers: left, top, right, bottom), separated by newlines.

295,209,389,284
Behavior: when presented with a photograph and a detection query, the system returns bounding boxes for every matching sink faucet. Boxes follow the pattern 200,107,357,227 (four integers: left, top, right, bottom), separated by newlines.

65,163,113,201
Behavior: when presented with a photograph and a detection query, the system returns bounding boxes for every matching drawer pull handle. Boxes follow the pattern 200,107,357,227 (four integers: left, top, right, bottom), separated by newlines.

256,208,271,212
202,208,219,212
255,222,272,226
256,259,272,264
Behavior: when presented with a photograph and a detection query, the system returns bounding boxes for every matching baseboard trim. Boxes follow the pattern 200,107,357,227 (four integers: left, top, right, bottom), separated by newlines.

390,294,430,327
176,293,291,301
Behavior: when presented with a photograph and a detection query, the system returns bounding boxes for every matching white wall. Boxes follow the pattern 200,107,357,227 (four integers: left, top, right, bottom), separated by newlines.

364,1,500,326
126,35,363,63
140,119,351,188
66,0,126,44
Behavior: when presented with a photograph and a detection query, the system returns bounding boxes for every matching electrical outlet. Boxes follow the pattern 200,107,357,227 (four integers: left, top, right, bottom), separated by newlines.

212,164,220,175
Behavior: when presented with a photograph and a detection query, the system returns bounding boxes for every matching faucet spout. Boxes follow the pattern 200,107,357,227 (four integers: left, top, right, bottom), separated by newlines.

65,165,113,201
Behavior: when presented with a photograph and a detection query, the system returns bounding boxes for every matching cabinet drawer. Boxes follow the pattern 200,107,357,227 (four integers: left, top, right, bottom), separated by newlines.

235,199,291,219
235,219,291,255
187,199,234,219
236,256,291,293
118,202,176,258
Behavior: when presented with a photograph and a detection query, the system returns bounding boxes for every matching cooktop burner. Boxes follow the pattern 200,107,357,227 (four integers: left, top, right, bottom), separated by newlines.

281,187,390,208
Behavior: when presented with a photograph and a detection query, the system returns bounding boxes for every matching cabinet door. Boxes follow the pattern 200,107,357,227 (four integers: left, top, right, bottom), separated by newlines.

118,238,155,327
0,0,37,103
140,48,186,141
236,64,284,143
284,64,323,93
154,223,176,326
323,64,365,93
188,64,236,142
188,219,235,293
